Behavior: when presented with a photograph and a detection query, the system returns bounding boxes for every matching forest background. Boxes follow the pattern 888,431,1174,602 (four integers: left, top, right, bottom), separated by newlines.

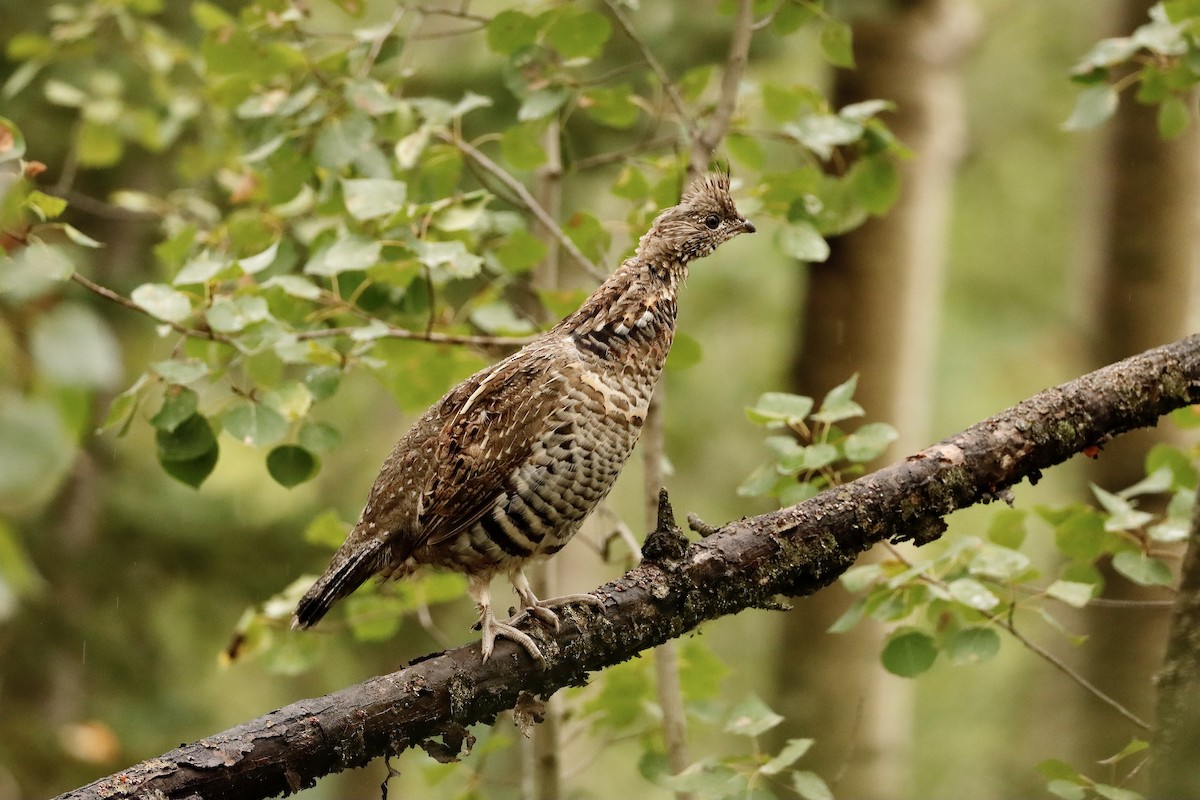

2,0,1199,798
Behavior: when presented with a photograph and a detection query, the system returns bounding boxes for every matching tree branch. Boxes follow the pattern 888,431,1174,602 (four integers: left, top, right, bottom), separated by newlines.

55,335,1200,800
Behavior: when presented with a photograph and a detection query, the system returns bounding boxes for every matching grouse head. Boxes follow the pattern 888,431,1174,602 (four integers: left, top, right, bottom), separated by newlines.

636,172,756,267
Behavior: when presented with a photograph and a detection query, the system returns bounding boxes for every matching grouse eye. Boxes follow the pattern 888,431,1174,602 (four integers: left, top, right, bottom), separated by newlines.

704,214,721,230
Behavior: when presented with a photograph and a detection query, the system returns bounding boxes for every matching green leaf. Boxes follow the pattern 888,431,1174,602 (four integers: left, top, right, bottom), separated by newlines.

746,392,814,427
780,442,838,472
583,85,639,129
344,590,404,641
304,509,349,549
1158,93,1191,139
414,239,483,279
544,9,611,61
1164,0,1200,22
786,114,863,160
776,221,831,262
1111,551,1174,587
76,119,122,167
341,177,407,221
987,507,1028,549
792,770,834,800
1101,738,1149,763
299,421,341,453
1054,509,1109,561
304,234,382,276
841,563,882,592
1045,579,1096,608
518,87,570,122
267,445,318,488
948,578,1000,611
819,19,855,68
501,122,548,170
0,117,26,162
303,367,341,401
1092,785,1144,800
771,3,816,35
150,358,208,384
843,422,898,462
1038,758,1085,782
493,229,547,272
0,243,74,301
1073,37,1139,72
206,295,270,334
678,637,729,701
313,112,375,169
1091,483,1155,532
828,597,866,633
156,413,218,461
724,695,784,737
851,157,900,215
1119,465,1175,498
149,387,199,433
564,210,610,263
726,133,765,169
469,303,536,336
1146,444,1198,488
0,392,75,511
29,303,122,390
812,374,865,423
237,241,279,275
881,629,937,677
1063,85,1118,131
487,9,539,55
1047,780,1088,800
263,274,322,301
131,283,192,323
223,401,288,447
969,543,1032,580
946,626,1001,665
26,190,67,220
156,414,218,488
174,252,226,285
760,738,814,776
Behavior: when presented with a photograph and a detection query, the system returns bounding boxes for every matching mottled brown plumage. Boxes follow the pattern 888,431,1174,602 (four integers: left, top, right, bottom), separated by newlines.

292,173,754,665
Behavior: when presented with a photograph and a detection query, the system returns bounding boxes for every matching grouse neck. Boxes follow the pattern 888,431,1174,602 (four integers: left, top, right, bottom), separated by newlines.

553,256,683,362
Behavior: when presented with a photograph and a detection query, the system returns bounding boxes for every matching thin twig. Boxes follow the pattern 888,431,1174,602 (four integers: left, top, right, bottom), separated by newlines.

358,5,407,79
601,0,697,140
572,135,678,172
691,0,754,172
435,130,606,282
998,615,1151,731
69,272,230,343
72,270,533,349
293,325,533,348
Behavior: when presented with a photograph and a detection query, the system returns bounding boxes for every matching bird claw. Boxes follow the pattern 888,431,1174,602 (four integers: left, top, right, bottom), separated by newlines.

512,592,603,631
480,615,547,668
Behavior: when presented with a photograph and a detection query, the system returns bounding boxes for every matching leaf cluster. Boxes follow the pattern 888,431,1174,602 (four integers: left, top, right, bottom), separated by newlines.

1065,1,1200,138
739,373,900,505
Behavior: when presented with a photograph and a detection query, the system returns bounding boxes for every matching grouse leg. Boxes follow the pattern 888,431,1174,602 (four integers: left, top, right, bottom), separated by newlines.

470,576,547,666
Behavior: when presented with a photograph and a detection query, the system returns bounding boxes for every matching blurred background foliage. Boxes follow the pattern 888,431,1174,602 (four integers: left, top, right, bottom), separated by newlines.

1,0,1199,798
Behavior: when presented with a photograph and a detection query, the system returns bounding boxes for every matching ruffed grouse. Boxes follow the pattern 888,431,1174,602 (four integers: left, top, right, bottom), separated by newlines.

293,172,754,665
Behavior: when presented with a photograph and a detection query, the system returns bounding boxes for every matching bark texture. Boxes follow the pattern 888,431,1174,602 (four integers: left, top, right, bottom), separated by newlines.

1149,479,1200,798
56,335,1200,800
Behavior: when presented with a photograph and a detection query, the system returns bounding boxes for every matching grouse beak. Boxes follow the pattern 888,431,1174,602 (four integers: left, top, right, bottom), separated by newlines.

741,219,756,234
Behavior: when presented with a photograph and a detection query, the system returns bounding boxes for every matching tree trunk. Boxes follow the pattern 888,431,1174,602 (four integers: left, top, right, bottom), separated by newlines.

1076,0,1200,776
775,1,975,794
